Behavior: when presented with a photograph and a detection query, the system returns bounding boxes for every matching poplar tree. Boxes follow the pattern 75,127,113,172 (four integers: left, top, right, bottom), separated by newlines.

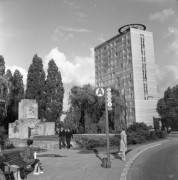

11,70,24,120
5,69,14,124
26,54,46,119
45,59,64,121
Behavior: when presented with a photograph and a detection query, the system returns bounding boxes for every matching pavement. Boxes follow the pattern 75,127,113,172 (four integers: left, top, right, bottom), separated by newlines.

24,137,173,180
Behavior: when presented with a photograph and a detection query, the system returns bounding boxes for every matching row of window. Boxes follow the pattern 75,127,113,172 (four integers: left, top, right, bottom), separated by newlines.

95,45,132,61
140,34,148,100
95,34,131,55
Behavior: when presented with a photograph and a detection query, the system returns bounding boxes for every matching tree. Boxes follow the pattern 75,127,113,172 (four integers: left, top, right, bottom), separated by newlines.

45,59,64,121
68,84,97,133
0,55,8,126
5,69,14,125
157,86,178,130
67,84,126,133
26,54,46,119
11,70,24,121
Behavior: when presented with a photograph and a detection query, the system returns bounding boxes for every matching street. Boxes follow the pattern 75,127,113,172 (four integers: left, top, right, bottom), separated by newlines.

127,134,178,180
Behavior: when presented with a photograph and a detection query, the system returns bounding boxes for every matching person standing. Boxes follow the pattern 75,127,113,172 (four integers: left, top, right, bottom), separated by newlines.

58,127,66,149
119,127,127,161
65,128,73,149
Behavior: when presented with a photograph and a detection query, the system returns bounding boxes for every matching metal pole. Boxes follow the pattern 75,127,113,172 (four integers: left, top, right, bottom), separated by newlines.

124,89,127,127
105,88,111,168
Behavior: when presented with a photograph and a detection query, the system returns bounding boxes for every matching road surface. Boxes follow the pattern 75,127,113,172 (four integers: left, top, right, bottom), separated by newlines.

127,136,178,180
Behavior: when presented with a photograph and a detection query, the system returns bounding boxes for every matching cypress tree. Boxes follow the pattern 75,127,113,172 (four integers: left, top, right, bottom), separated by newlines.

26,54,46,119
5,69,14,124
45,59,64,121
12,70,24,120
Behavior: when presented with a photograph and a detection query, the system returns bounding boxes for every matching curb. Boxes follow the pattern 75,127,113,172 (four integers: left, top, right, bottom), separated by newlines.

119,142,162,180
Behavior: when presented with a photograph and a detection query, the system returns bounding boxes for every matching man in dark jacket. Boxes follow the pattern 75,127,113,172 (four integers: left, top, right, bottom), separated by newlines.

65,128,73,149
58,127,66,149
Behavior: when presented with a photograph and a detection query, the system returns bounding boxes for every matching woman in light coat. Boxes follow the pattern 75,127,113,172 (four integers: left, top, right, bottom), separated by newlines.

119,127,127,161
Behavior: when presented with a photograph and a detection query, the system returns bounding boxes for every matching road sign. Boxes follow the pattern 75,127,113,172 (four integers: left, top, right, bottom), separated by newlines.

106,88,112,107
96,87,104,97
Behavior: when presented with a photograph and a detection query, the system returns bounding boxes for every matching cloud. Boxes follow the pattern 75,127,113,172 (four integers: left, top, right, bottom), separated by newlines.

63,0,80,9
53,29,74,41
74,12,87,18
44,47,95,111
98,33,106,43
56,26,93,33
44,47,94,85
53,26,93,41
149,8,175,22
5,65,28,86
155,64,178,96
167,27,178,55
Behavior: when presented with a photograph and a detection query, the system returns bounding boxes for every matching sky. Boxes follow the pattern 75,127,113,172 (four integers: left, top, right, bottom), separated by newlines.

0,0,178,111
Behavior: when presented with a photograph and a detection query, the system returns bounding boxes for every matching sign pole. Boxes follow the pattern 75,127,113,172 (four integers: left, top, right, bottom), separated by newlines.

105,88,111,168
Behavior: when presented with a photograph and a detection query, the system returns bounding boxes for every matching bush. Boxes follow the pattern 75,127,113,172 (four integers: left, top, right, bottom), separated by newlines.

0,129,8,148
127,122,149,132
155,130,167,138
127,131,148,144
74,134,120,149
73,123,168,148
149,131,158,140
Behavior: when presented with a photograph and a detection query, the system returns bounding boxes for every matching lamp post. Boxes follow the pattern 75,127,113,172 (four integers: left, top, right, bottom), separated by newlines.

96,86,111,168
105,87,111,168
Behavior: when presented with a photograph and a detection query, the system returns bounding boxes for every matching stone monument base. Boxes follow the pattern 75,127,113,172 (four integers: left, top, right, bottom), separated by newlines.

8,135,78,150
9,119,55,139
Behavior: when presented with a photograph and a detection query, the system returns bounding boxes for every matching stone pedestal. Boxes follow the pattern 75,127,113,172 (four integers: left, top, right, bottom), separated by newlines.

8,99,55,139
9,119,55,139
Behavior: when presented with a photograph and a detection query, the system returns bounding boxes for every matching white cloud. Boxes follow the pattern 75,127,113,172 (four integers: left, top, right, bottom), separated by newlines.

167,27,178,55
53,26,92,41
155,64,178,96
63,0,80,9
74,12,87,18
56,26,93,33
149,8,175,22
98,33,106,43
53,29,74,41
5,65,28,86
44,47,95,86
44,47,95,111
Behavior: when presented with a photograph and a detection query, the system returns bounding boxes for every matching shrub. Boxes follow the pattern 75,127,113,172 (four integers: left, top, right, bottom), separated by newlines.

149,131,158,140
155,130,167,138
127,122,149,132
127,131,147,144
0,129,8,148
74,134,119,149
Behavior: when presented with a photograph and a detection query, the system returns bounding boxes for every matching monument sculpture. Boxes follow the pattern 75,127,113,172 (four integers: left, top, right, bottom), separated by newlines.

9,99,55,139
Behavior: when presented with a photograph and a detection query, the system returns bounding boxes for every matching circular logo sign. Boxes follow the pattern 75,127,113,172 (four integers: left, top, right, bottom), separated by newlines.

96,87,104,97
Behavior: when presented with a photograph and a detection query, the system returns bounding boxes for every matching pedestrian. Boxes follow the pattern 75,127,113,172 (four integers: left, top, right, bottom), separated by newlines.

22,139,43,175
119,127,127,161
65,128,73,149
58,127,66,149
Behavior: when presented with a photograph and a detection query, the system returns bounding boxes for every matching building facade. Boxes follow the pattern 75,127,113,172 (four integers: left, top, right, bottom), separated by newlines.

94,24,158,126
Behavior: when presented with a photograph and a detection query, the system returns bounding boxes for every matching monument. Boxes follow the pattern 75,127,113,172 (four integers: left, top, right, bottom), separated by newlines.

9,99,55,139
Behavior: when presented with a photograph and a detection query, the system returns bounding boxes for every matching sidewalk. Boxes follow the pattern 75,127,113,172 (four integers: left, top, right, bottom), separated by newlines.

26,138,171,180
26,147,125,180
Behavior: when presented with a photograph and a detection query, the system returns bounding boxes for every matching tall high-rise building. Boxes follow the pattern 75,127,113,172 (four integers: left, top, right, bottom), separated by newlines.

94,24,158,126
